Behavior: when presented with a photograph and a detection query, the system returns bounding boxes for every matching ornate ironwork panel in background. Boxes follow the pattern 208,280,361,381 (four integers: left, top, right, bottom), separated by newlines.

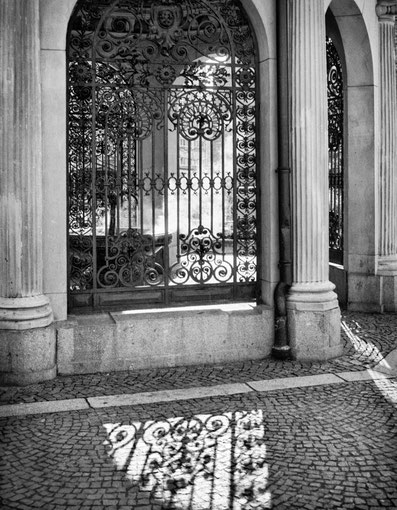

68,0,258,310
327,37,344,265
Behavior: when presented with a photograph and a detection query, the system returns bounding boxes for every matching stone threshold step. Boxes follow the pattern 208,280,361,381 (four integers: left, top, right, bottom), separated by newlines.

0,370,395,418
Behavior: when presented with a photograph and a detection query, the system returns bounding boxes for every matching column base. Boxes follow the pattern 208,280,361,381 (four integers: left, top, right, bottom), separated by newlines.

0,324,56,386
287,282,342,360
0,295,53,330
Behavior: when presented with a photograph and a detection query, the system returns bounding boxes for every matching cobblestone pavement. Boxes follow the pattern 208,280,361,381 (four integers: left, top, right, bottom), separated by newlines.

0,311,397,510
1,378,397,509
1,312,397,405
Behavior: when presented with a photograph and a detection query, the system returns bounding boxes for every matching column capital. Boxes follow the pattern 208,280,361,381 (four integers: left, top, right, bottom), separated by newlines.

376,1,397,21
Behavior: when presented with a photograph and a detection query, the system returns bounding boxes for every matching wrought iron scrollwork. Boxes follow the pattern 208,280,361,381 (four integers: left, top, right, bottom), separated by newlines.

170,225,233,284
68,0,258,308
168,89,232,141
327,37,344,263
97,229,164,287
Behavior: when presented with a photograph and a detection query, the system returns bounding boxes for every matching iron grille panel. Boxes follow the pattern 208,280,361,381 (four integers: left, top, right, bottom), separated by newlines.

327,37,344,265
67,0,258,310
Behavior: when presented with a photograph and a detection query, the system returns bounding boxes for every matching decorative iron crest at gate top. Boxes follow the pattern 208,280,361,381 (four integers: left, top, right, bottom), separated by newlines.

68,0,258,309
168,89,232,141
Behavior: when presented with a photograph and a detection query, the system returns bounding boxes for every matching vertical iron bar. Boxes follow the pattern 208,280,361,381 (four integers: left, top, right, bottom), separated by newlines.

139,139,144,233
232,90,238,288
128,134,132,231
117,139,121,235
221,132,226,259
104,130,108,262
164,90,170,303
199,136,203,226
82,104,86,236
151,128,156,266
91,74,98,307
176,122,181,260
188,139,191,234
210,140,214,234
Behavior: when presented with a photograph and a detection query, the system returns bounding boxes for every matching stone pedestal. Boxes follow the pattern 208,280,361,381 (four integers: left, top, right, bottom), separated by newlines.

0,326,56,386
286,0,342,360
0,0,56,384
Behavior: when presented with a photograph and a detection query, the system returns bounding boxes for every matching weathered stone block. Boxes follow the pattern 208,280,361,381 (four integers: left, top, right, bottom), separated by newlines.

56,305,274,375
287,307,342,361
0,325,56,385
347,273,382,312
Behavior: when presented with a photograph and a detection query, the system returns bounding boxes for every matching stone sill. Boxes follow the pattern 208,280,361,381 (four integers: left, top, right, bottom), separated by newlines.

62,302,270,327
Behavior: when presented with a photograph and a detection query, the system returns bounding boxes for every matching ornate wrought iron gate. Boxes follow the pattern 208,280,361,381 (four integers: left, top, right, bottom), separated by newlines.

327,37,344,265
67,0,258,310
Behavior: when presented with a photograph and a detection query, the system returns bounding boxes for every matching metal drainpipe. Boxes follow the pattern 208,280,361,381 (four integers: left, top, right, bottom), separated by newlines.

272,0,292,360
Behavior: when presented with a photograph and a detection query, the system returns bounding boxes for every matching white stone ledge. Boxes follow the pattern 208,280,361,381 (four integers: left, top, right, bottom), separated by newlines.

0,398,89,417
110,302,267,322
88,383,252,409
336,370,396,381
1,371,395,417
247,374,345,391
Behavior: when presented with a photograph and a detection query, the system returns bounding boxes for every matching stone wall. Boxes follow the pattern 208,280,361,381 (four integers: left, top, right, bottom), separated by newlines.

56,305,274,375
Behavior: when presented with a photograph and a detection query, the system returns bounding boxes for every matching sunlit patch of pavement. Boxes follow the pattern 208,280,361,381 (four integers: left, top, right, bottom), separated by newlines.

374,348,397,377
1,380,397,508
103,411,271,509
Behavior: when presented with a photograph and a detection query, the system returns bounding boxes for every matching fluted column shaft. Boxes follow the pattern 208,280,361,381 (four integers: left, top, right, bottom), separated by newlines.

0,0,52,329
285,0,341,360
377,2,397,260
287,0,337,308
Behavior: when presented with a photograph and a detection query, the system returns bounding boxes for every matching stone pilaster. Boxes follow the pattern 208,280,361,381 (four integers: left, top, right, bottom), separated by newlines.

377,1,397,263
286,0,341,360
376,1,397,310
0,0,55,384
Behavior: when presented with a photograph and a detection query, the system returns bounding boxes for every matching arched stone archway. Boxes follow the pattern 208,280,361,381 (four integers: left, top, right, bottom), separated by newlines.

38,0,278,374
39,0,278,320
326,0,378,311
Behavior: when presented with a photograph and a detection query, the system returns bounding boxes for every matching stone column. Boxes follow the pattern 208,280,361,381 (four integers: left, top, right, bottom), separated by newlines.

376,1,397,311
0,0,56,384
286,0,342,359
